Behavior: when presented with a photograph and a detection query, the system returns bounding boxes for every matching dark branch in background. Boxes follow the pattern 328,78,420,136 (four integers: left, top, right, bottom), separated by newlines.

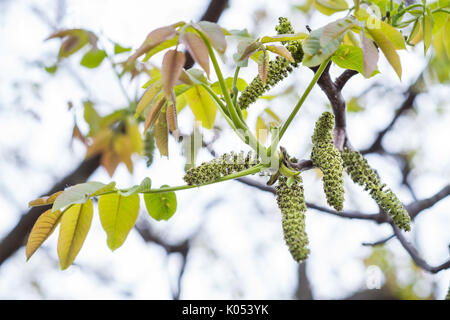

0,0,230,269
0,155,101,266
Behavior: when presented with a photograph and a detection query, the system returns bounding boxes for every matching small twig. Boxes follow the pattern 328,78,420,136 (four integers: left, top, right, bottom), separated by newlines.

362,234,395,246
335,69,358,91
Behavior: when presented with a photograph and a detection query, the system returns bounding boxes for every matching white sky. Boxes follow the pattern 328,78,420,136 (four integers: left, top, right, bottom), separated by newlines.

0,0,449,299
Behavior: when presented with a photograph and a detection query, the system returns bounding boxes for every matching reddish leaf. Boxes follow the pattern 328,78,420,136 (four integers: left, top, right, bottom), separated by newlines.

195,21,227,54
144,96,166,132
127,24,179,62
360,31,379,78
257,51,269,85
166,102,178,138
161,50,186,102
266,45,294,62
180,32,210,77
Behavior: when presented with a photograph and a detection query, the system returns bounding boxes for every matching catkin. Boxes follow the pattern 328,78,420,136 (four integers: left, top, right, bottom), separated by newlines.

310,112,345,211
341,148,411,231
238,17,303,110
183,151,259,186
275,176,309,262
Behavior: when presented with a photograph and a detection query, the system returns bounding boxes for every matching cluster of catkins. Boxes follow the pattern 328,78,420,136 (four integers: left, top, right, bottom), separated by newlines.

238,17,303,110
274,111,411,262
183,151,259,186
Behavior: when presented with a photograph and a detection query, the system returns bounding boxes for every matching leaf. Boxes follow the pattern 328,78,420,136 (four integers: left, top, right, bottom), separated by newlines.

184,85,217,129
237,41,262,61
161,50,186,102
26,209,63,260
408,18,423,45
91,181,117,196
314,0,349,15
120,177,152,196
101,149,121,177
114,43,132,54
195,21,227,54
83,101,101,136
155,109,169,156
113,134,134,173
127,24,179,62
45,64,57,74
256,116,269,144
368,28,402,79
46,29,94,59
144,186,177,221
302,27,343,67
144,95,166,132
211,77,248,95
264,108,281,123
347,97,364,112
257,51,269,85
166,102,178,137
360,31,379,78
331,44,378,77
53,181,106,212
57,200,93,270
29,191,63,207
143,36,179,62
320,17,356,47
265,45,294,62
80,49,107,68
98,193,140,251
135,82,163,118
356,8,406,50
260,33,308,43
180,32,210,77
423,10,433,54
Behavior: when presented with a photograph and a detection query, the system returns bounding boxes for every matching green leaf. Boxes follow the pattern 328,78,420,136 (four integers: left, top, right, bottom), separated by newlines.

211,77,247,95
52,181,106,212
184,85,217,129
144,186,177,221
91,182,117,196
57,200,93,270
320,17,357,47
347,97,364,112
314,0,349,16
423,9,433,54
135,82,163,118
80,49,107,68
331,44,378,77
302,27,343,67
45,64,58,74
121,177,152,196
114,43,132,54
98,193,140,251
260,33,308,43
83,101,101,136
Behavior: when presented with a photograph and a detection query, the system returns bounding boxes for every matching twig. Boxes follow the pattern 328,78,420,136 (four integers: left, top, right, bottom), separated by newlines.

335,69,358,91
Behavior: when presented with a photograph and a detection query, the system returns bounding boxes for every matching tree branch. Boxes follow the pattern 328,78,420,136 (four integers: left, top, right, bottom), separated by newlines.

335,69,358,91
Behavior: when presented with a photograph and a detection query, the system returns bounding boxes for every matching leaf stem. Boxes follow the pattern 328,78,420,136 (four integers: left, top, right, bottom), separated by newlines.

267,58,330,156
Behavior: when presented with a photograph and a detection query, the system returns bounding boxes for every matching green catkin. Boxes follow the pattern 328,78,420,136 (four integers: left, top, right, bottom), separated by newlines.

341,148,412,231
183,151,259,186
238,17,304,110
310,112,345,212
275,176,309,262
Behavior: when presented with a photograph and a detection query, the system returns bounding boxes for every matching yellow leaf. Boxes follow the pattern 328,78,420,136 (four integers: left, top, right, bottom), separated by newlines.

98,193,140,251
266,45,294,62
128,120,143,155
26,209,63,260
28,191,63,207
57,201,93,270
368,28,402,79
256,116,269,144
155,110,169,156
135,82,162,118
113,134,134,173
184,85,217,129
144,95,166,132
